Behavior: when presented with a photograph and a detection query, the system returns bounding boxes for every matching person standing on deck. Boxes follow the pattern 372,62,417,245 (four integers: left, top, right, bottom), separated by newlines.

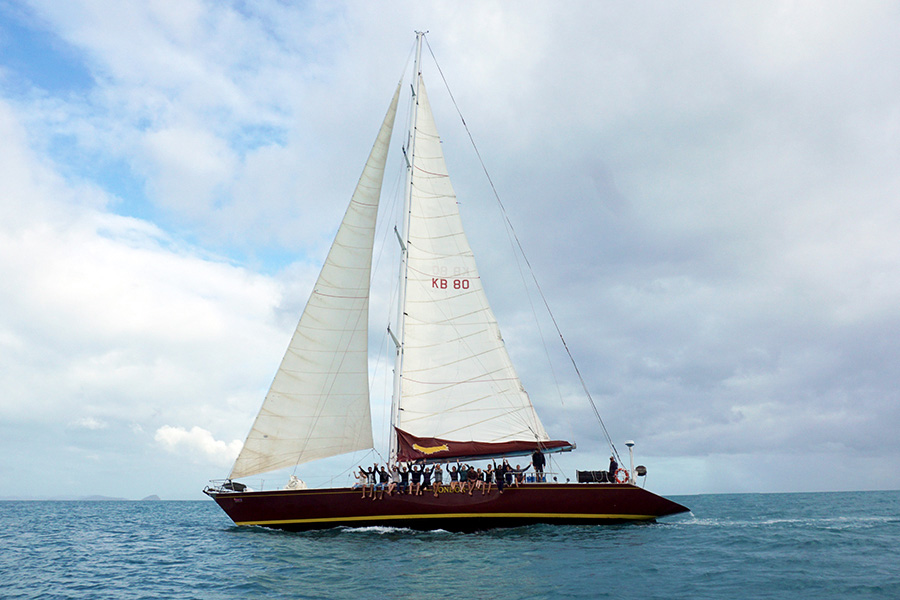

421,464,432,495
376,466,389,499
448,464,459,491
359,465,375,498
493,461,506,494
433,464,444,497
504,459,514,486
608,456,619,483
410,464,422,495
354,467,367,495
388,463,400,496
466,465,478,495
399,465,410,494
512,464,527,486
531,449,546,482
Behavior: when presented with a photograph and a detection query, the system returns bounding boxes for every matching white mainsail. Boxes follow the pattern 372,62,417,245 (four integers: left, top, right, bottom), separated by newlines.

230,84,401,479
394,77,554,450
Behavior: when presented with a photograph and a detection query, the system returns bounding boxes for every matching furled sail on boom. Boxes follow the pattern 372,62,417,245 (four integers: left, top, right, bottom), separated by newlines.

229,84,402,479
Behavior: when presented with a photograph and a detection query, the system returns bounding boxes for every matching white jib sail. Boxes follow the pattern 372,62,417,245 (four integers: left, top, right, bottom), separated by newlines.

230,84,401,479
396,77,552,446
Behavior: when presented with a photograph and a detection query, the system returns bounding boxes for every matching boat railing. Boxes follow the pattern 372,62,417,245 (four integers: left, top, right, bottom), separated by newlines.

205,469,631,494
522,471,556,483
204,479,251,494
574,469,635,484
205,476,314,493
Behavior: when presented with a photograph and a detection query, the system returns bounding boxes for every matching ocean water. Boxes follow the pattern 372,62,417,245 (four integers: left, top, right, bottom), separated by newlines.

1,491,897,599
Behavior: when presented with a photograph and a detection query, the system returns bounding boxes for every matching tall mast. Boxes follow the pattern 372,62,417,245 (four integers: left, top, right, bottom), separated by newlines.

389,31,425,462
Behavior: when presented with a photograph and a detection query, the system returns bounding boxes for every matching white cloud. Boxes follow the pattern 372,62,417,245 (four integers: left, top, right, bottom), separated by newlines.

0,93,286,457
140,125,238,216
0,195,284,423
154,425,242,466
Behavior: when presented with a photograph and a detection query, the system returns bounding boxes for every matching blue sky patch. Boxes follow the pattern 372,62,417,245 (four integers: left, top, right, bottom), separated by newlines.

0,6,94,95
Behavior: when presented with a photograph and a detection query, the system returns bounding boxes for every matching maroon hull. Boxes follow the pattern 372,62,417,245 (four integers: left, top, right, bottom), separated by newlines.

206,483,689,532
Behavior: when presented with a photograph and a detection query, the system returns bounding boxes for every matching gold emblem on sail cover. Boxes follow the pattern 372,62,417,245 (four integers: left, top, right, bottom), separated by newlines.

412,443,450,455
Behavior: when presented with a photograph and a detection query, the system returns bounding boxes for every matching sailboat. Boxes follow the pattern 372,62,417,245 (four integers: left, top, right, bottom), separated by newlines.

204,33,688,531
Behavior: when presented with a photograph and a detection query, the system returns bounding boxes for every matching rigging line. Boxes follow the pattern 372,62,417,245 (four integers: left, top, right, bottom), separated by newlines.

424,37,619,462
373,160,403,454
381,211,404,451
548,454,571,484
372,137,408,455
371,149,406,284
331,448,377,488
493,191,574,443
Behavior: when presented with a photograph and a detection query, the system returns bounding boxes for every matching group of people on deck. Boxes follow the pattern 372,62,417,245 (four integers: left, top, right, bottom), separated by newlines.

354,452,546,500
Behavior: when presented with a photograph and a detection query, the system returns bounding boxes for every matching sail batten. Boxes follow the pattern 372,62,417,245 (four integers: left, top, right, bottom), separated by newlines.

229,84,401,480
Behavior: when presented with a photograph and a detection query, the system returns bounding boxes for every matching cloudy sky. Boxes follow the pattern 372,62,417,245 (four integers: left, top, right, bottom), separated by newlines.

2,1,898,500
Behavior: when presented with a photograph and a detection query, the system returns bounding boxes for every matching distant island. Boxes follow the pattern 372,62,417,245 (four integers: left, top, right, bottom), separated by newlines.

0,494,164,501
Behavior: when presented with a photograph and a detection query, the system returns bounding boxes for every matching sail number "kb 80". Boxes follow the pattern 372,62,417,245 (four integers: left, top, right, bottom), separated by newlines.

432,278,470,290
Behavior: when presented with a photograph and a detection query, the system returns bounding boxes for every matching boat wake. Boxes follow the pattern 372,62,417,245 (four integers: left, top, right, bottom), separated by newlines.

338,525,452,535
